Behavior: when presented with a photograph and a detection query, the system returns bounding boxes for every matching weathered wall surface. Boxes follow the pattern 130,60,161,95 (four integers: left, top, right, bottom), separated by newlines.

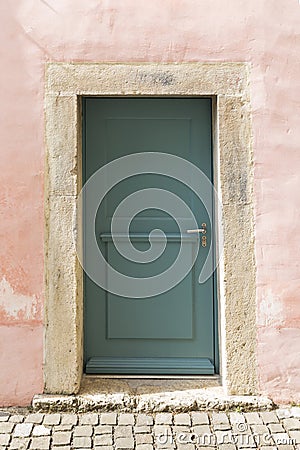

0,0,299,405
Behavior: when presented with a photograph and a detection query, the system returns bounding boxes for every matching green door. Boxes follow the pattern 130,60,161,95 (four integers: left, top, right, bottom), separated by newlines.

83,98,218,375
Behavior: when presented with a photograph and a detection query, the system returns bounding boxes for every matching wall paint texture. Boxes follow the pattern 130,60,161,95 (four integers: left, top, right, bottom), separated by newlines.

0,0,299,405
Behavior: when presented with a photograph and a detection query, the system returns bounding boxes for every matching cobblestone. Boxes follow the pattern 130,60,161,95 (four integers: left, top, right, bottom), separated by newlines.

10,436,30,449
100,413,118,425
260,411,279,424
43,413,61,426
0,433,10,446
0,407,298,449
73,435,92,448
94,434,113,445
118,413,135,425
52,430,72,445
174,413,191,426
32,424,51,436
115,436,135,449
9,414,25,423
268,422,285,433
0,421,14,433
244,412,263,424
13,422,33,437
79,413,99,425
30,436,51,449
191,411,209,425
155,413,173,425
95,424,113,434
25,413,44,424
283,418,300,430
73,424,93,436
136,415,153,426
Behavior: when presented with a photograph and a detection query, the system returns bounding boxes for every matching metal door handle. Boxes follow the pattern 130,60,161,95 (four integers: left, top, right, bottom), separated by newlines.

187,228,206,233
187,223,207,234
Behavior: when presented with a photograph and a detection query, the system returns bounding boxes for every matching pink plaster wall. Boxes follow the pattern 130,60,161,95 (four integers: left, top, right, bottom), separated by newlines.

0,0,299,405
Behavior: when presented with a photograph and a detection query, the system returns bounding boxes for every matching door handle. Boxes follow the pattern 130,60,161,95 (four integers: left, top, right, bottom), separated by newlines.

186,223,207,234
187,228,206,233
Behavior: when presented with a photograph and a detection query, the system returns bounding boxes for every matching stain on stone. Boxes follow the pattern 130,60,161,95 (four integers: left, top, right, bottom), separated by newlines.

137,71,174,86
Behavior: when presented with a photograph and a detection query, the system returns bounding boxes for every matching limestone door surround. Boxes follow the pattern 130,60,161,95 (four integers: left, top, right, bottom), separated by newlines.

44,62,257,395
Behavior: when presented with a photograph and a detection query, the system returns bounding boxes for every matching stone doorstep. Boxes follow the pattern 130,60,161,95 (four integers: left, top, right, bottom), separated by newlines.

32,390,274,413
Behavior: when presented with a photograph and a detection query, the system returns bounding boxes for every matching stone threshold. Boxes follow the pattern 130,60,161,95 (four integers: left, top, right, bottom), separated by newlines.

33,377,274,413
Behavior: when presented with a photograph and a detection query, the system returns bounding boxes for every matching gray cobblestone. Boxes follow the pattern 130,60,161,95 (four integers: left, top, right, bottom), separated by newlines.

136,445,154,450
25,413,44,424
212,412,229,425
271,432,291,445
95,433,113,445
288,430,300,443
100,412,117,425
250,424,269,434
277,409,292,419
118,413,135,425
43,413,61,426
9,414,25,423
177,444,195,450
268,422,285,433
0,421,14,433
153,424,172,435
260,411,279,424
191,412,209,425
174,413,191,426
73,424,93,436
193,424,211,435
136,414,153,426
115,436,135,449
0,433,10,446
52,430,72,445
61,413,78,425
218,445,236,450
215,429,233,445
244,412,263,425
115,425,133,438
283,417,300,430
30,436,51,449
291,408,300,418
155,413,173,424
73,435,92,448
32,424,51,436
95,424,113,434
13,422,33,437
229,412,246,424
10,436,30,449
213,422,231,431
136,433,153,444
0,407,298,450
79,412,99,425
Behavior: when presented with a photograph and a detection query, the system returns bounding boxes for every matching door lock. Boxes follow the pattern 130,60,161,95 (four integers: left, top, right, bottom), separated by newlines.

187,223,207,247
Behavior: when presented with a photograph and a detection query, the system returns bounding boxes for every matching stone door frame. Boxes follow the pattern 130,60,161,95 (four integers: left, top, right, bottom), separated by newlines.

44,62,257,395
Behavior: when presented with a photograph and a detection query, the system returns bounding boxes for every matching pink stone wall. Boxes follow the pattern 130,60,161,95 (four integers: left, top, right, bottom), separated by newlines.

0,0,299,405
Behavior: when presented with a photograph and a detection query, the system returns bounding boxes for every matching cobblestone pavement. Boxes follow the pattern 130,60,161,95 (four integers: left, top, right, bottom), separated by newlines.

0,408,300,450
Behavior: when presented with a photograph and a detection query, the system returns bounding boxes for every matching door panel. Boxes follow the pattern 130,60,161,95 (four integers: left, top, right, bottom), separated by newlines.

83,98,216,374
